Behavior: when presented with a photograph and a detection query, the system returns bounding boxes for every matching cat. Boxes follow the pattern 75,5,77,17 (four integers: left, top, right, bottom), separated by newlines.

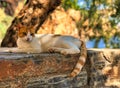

16,25,87,78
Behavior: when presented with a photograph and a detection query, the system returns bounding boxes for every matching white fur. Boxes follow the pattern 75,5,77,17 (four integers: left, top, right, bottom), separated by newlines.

17,34,82,54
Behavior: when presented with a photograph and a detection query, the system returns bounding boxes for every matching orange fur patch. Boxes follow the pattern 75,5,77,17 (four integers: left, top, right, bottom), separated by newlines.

17,26,35,38
78,58,85,66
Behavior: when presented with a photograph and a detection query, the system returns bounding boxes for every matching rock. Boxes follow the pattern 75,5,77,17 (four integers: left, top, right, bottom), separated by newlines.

0,48,120,88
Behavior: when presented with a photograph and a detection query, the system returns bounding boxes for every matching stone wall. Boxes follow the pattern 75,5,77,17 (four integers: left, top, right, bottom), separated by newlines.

0,48,120,88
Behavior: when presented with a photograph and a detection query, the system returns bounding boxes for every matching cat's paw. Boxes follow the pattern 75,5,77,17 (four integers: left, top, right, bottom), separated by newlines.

48,47,57,53
60,50,67,55
60,50,72,55
60,49,80,55
4,49,13,53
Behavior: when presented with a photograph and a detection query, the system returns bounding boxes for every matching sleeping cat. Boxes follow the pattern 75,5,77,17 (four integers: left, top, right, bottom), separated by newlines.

17,25,87,78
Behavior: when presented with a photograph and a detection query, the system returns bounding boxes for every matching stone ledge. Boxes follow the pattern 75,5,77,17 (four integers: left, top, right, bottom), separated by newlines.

0,48,120,88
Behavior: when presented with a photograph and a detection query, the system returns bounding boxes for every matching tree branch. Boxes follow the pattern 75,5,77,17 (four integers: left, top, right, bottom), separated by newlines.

1,0,61,47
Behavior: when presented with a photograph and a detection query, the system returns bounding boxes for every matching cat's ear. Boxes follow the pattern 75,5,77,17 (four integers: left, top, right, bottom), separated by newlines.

28,25,35,29
29,26,36,33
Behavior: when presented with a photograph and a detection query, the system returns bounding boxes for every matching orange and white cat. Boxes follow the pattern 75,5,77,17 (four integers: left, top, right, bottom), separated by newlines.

17,25,87,78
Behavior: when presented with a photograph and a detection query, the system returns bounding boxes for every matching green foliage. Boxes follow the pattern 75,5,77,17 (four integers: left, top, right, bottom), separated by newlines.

1,1,7,7
62,0,80,10
62,0,120,48
0,9,13,39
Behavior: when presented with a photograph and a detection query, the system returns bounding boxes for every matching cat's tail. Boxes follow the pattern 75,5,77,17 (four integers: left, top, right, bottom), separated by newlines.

68,40,87,78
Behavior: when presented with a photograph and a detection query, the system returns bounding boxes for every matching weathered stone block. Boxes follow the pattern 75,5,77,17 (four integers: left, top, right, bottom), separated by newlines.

0,48,120,88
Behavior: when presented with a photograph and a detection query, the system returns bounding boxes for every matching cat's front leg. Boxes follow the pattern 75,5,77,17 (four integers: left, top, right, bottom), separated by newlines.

48,47,80,55
60,49,80,55
2,48,25,53
6,48,41,53
48,47,63,53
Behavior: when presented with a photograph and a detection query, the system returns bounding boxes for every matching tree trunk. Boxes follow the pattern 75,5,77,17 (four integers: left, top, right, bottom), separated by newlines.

1,0,61,47
0,48,120,87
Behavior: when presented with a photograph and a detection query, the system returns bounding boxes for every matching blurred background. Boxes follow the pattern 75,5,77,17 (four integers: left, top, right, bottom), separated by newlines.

0,0,120,48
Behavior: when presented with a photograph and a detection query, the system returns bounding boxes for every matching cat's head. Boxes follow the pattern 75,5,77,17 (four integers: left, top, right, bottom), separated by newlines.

17,24,35,42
